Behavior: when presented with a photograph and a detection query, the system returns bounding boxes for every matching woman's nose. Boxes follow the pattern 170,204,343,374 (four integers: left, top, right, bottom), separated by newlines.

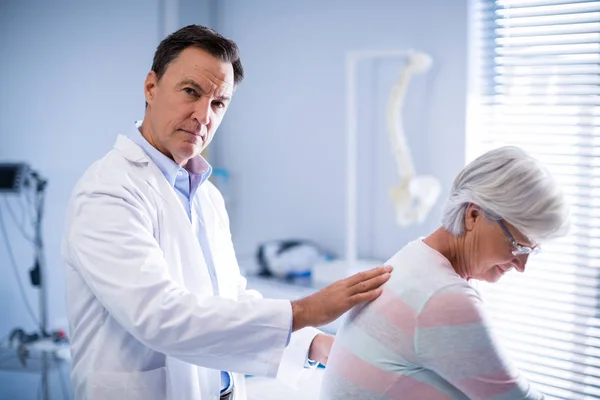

513,254,529,272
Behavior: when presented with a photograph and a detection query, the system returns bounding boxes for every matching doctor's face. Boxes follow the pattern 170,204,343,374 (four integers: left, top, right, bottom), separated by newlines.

142,46,234,166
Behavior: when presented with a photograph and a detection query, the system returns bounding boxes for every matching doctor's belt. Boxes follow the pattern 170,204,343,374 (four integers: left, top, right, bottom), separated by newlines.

220,380,234,400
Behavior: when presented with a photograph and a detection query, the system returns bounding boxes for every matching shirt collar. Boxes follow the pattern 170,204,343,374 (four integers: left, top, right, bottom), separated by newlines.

127,120,212,190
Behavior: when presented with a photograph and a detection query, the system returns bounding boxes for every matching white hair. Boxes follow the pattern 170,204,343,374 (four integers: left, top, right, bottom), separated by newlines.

442,146,570,243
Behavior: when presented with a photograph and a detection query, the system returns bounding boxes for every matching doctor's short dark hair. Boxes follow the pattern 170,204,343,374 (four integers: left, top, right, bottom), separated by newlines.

151,24,244,85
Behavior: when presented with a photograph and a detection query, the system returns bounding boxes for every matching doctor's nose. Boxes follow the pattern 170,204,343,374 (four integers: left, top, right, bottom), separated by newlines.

192,99,211,126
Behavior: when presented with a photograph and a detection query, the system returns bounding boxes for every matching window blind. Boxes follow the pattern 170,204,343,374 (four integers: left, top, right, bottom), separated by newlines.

469,1,600,399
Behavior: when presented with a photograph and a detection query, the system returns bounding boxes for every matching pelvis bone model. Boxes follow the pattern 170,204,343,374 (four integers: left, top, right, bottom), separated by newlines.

386,51,441,226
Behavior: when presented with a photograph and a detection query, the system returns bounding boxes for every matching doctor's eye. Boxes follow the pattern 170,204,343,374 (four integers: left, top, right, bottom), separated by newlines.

183,87,198,97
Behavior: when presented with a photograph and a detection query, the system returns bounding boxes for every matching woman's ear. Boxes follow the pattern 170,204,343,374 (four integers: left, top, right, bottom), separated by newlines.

464,203,481,232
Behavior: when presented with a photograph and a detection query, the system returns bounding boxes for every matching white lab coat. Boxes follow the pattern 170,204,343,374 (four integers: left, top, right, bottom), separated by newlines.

62,134,320,400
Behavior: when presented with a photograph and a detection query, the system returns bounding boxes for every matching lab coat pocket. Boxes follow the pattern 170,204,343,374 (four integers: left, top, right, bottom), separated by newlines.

88,366,166,400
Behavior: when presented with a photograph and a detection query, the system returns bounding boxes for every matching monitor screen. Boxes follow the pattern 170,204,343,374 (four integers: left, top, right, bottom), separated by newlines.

0,164,27,192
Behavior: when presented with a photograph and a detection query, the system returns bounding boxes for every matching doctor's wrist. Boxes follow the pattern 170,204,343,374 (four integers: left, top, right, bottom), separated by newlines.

291,299,310,332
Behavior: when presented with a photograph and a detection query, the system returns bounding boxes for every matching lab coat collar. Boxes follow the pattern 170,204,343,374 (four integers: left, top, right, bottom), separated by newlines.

113,134,181,206
114,134,150,164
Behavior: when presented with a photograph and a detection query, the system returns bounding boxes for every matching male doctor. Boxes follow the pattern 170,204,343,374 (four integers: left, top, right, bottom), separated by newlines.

62,25,392,400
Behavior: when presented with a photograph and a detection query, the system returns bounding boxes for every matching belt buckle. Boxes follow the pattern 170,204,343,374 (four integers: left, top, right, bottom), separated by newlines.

220,385,234,400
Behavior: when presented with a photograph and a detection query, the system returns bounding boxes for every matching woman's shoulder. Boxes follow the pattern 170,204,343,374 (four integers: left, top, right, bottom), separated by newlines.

384,240,475,308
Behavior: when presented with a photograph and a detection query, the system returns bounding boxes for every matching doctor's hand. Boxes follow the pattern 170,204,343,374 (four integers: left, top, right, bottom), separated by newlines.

291,265,393,332
308,333,335,366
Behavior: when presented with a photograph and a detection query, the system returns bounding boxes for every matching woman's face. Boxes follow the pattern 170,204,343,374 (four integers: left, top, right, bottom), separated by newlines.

463,205,536,283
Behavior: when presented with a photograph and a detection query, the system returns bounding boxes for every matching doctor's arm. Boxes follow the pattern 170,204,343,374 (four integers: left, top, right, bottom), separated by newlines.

65,183,295,376
235,273,334,387
65,182,390,378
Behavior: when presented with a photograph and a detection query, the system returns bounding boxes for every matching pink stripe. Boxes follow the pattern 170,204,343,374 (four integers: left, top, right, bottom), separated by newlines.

329,345,452,400
419,292,482,327
388,377,453,400
347,289,417,358
456,371,520,398
328,345,400,394
371,288,418,334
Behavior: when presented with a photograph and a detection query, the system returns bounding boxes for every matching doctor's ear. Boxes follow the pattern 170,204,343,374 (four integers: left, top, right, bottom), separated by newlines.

144,71,158,106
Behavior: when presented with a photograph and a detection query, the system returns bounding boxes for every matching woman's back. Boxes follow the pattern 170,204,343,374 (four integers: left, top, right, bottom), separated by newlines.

320,239,542,400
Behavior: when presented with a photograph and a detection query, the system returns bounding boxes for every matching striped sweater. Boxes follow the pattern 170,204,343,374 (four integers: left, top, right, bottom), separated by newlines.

320,239,544,400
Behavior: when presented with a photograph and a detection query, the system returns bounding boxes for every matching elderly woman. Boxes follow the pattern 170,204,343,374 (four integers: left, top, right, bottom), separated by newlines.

320,146,570,400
